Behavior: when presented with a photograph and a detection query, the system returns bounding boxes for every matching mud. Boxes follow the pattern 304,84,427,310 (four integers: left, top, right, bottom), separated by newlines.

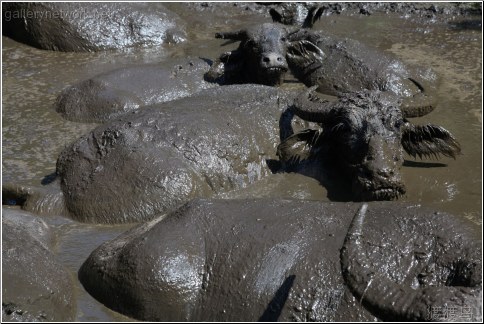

1,3,482,321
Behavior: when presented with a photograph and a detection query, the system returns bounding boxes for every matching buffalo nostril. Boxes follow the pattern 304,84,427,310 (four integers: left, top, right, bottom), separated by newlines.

378,169,394,178
262,54,287,67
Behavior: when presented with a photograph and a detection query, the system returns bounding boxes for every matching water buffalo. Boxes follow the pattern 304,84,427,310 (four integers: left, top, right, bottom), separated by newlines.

205,23,295,86
206,22,435,113
56,19,433,124
3,85,305,224
277,87,461,201
286,28,436,112
2,2,186,52
56,58,216,123
2,208,76,321
78,198,482,321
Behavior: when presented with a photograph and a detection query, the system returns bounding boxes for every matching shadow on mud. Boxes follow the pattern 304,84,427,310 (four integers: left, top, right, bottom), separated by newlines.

259,275,296,322
41,172,58,185
448,19,482,31
269,107,362,202
403,160,447,168
266,157,355,202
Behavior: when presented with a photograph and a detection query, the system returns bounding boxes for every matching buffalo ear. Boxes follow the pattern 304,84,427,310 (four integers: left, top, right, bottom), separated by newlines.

277,128,322,166
401,123,461,159
287,40,325,69
204,58,225,83
204,51,244,84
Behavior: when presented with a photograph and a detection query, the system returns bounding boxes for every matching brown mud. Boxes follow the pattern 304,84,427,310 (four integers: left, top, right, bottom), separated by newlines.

2,3,482,321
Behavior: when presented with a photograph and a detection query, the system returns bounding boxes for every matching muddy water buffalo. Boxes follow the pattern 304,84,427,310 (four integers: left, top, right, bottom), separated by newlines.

4,85,306,224
56,58,216,123
205,23,293,86
56,21,433,124
78,199,482,321
206,22,435,113
277,87,461,201
285,28,437,111
2,2,186,52
2,208,76,321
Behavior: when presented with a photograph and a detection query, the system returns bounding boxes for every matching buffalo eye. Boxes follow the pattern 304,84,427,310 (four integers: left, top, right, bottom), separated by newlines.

280,36,287,42
330,122,349,134
394,119,404,129
246,40,257,48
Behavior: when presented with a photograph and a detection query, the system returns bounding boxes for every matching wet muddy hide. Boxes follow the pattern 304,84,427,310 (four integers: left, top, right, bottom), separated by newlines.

56,85,300,224
276,88,461,202
55,58,216,123
79,199,481,321
205,19,436,113
2,2,186,52
2,208,76,322
286,30,437,111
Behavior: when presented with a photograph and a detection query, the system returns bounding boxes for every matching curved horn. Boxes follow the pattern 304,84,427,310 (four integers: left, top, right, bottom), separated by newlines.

215,30,248,41
291,86,337,123
269,8,283,23
401,101,435,118
303,6,324,28
341,204,481,321
400,78,436,118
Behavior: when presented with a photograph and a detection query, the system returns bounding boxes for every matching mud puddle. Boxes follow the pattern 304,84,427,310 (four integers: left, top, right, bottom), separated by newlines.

1,6,482,321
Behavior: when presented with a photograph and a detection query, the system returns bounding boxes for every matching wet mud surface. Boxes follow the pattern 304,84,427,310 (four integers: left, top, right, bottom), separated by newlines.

1,3,482,321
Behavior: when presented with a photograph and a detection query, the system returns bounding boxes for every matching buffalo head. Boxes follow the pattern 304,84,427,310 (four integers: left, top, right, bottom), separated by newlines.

277,87,461,201
205,23,324,86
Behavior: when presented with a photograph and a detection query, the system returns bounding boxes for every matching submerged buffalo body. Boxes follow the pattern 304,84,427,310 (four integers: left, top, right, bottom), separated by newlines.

55,58,216,123
2,2,186,52
56,21,433,124
79,199,482,321
2,209,76,322
286,29,436,111
278,88,461,201
207,23,435,113
50,85,298,223
3,85,461,220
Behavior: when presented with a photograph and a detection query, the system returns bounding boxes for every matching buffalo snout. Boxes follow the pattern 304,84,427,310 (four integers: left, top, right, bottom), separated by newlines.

261,52,288,70
352,136,406,201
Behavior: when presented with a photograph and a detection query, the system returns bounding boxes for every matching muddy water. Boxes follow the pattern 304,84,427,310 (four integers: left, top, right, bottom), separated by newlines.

1,7,482,321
